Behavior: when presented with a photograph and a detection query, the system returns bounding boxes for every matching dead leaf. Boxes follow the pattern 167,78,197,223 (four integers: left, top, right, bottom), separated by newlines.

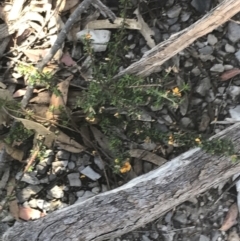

129,149,167,166
6,178,15,196
30,91,51,104
0,110,11,126
24,12,44,26
57,142,83,153
219,203,238,231
133,157,143,175
5,144,24,162
54,128,85,153
8,116,55,148
9,200,19,221
80,126,93,148
61,52,76,66
22,49,49,62
0,88,13,101
220,68,240,81
90,126,112,157
18,206,45,221
46,75,73,119
56,0,79,12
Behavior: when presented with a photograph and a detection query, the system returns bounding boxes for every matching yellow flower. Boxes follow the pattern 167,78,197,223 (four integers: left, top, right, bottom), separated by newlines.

85,117,98,124
85,33,92,39
172,87,181,97
168,134,174,145
120,161,131,173
114,112,119,118
144,136,151,143
195,138,201,144
114,159,119,164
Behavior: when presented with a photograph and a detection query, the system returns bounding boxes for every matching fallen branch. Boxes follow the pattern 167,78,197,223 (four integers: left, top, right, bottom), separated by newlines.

114,0,240,78
3,122,240,241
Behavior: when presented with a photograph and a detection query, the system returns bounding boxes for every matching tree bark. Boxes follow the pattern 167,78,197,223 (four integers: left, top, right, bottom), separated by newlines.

3,122,240,241
114,0,240,78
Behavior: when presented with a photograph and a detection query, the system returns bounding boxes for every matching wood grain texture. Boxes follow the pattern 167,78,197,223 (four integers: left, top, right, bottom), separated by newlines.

114,0,240,78
3,122,240,241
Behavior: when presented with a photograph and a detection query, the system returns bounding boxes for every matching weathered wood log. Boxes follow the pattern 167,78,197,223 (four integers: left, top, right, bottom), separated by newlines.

114,0,240,78
3,122,240,241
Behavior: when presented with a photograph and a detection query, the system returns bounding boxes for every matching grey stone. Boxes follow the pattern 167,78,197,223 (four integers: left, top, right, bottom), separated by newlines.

143,162,152,173
181,11,191,22
142,235,152,241
199,235,210,241
39,177,50,184
28,199,38,208
167,17,178,26
129,43,136,49
225,43,235,53
141,46,149,54
76,154,91,167
180,117,194,128
67,173,82,187
92,187,100,194
235,50,240,62
167,6,182,18
76,190,85,197
210,64,224,72
35,199,48,210
128,34,133,41
164,211,173,223
207,34,218,45
15,171,40,185
17,185,43,203
101,184,108,192
169,24,181,33
218,87,226,94
199,54,215,62
192,67,201,76
77,29,111,52
151,27,161,43
75,191,95,204
179,96,189,116
52,160,68,174
199,46,213,55
94,156,105,170
195,77,211,96
224,65,234,70
47,185,64,199
184,60,193,67
68,193,76,205
36,157,50,174
191,0,211,13
45,149,54,156
56,150,70,160
173,211,188,224
227,22,240,43
229,105,240,120
80,166,101,181
227,86,240,99
67,161,75,170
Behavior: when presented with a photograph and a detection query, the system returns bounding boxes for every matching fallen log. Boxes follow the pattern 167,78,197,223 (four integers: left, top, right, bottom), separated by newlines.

114,0,240,78
3,122,240,241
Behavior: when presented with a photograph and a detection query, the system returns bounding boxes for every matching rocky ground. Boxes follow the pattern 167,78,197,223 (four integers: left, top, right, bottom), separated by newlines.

1,0,240,240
